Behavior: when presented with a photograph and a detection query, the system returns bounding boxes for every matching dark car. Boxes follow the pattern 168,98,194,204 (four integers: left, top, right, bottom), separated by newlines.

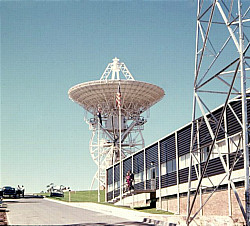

50,189,64,197
2,186,16,198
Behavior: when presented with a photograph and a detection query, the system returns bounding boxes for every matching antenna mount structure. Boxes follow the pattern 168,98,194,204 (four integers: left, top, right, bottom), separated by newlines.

68,58,164,189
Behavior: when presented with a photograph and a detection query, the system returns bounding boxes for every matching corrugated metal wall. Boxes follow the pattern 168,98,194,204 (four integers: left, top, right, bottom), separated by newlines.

160,134,177,188
160,134,176,162
161,171,177,187
146,143,159,190
178,125,191,156
114,164,120,182
146,144,158,168
199,119,212,146
133,151,144,173
107,191,113,201
107,167,113,185
202,156,226,177
227,101,242,136
123,157,132,178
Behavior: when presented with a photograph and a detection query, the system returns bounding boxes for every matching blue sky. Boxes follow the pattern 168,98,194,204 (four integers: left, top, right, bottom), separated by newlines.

2,0,246,193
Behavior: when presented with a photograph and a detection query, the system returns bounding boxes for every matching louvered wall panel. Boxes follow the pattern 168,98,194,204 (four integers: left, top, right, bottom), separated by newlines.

229,152,244,171
114,164,120,182
199,119,212,146
201,157,226,177
134,182,144,190
114,189,119,198
210,108,225,140
247,99,250,122
107,167,113,185
178,125,191,156
123,157,132,178
107,191,113,201
133,151,144,173
227,101,242,136
179,166,197,184
160,134,176,163
161,171,177,188
146,144,158,168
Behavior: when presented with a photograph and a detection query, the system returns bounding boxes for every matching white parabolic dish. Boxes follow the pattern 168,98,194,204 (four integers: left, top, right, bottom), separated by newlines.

68,79,165,116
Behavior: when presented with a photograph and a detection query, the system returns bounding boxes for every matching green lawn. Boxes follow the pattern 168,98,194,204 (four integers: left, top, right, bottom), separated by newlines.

134,206,174,215
38,190,105,203
37,190,172,215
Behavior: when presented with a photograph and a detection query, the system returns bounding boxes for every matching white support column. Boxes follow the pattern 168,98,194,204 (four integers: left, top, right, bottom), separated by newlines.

144,149,146,190
98,121,100,203
175,131,180,214
196,120,203,216
158,141,162,210
238,0,249,223
132,155,134,179
113,149,115,200
113,163,115,200
105,169,107,202
224,105,232,216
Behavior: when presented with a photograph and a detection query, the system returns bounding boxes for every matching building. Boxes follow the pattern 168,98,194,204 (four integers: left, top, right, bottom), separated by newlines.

106,92,250,223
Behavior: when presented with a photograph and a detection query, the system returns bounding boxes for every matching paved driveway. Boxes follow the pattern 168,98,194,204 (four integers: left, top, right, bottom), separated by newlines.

6,197,153,225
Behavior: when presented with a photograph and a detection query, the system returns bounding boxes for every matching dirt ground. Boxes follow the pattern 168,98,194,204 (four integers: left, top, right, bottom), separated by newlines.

0,212,7,225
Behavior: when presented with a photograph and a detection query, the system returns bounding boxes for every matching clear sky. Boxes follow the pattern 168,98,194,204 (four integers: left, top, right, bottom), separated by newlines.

1,0,248,193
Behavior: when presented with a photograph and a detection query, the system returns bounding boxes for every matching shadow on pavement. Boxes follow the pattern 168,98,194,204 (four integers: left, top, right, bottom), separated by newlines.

62,222,155,226
23,195,44,199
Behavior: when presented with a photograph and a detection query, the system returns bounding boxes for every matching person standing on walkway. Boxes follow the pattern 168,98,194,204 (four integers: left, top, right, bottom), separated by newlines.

21,185,25,198
126,171,131,192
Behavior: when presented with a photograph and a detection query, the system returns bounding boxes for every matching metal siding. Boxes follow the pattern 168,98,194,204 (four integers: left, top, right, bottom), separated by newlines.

107,168,113,185
114,189,120,198
201,157,226,177
133,151,144,173
160,134,176,163
107,191,113,201
123,157,132,178
227,101,242,136
229,152,244,171
199,119,212,146
161,171,177,188
114,164,120,182
146,144,158,168
247,99,250,123
179,166,197,184
210,108,225,140
178,125,191,156
134,181,144,190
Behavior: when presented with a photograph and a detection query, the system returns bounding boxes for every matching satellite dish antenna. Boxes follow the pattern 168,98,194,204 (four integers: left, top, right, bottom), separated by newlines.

68,58,165,188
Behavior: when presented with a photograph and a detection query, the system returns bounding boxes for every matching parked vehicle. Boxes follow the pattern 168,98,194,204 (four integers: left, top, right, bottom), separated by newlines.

50,189,64,197
2,186,16,198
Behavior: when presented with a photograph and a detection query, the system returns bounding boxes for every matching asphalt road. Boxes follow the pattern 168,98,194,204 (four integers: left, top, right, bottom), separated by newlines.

5,197,154,225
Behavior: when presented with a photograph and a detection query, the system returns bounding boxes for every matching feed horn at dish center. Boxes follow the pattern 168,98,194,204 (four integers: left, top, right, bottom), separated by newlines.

68,58,165,189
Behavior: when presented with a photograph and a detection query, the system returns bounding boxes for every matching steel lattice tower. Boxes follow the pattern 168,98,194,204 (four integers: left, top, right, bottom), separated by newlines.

187,0,250,225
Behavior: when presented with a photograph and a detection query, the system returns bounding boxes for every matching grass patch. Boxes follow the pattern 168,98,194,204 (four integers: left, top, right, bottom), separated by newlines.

37,190,105,203
134,206,174,215
37,190,173,215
